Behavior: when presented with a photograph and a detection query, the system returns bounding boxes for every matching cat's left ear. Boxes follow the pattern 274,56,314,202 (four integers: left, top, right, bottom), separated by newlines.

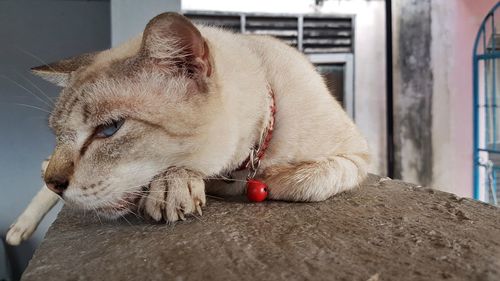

31,52,96,87
141,12,212,78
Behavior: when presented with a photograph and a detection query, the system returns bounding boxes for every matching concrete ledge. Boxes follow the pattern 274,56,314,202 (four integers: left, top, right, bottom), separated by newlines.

22,175,500,281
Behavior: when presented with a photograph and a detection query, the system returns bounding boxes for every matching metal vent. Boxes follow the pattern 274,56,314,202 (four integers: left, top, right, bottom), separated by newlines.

184,12,354,54
245,16,298,48
184,13,241,32
302,17,353,53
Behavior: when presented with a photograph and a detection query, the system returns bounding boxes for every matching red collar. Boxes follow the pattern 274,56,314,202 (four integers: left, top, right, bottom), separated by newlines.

237,87,276,175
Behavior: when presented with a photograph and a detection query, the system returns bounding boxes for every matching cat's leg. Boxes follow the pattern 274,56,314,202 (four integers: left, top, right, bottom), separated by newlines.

139,168,206,222
261,153,369,202
6,184,60,245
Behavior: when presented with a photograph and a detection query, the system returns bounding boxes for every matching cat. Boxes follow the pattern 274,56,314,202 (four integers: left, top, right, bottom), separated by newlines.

6,12,370,246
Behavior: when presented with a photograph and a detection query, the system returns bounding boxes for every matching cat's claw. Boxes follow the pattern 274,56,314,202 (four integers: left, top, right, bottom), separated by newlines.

140,168,206,223
196,202,203,216
178,210,186,221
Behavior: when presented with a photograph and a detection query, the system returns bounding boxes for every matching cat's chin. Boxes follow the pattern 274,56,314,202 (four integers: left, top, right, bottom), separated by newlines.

96,208,132,220
92,193,142,219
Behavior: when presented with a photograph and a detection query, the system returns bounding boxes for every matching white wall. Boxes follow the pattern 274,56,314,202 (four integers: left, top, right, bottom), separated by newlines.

183,0,388,175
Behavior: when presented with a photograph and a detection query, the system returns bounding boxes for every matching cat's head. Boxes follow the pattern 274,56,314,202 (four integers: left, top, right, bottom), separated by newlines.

34,13,216,218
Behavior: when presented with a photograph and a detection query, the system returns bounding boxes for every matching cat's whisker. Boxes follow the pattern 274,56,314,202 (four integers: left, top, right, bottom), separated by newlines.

115,208,135,228
189,212,206,224
91,206,103,225
206,194,225,200
26,115,51,121
0,75,53,108
206,177,248,183
92,197,140,224
1,102,52,114
15,72,55,106
17,48,60,74
121,215,135,227
105,189,146,197
126,208,142,220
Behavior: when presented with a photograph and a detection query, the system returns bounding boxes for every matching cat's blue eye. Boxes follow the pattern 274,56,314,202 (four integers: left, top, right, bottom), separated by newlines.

95,119,125,138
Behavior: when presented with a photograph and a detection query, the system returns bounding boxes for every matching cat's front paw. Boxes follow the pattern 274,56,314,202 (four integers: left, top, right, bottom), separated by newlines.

140,168,206,222
6,214,38,246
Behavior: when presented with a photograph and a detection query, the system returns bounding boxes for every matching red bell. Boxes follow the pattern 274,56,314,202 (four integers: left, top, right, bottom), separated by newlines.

246,179,268,202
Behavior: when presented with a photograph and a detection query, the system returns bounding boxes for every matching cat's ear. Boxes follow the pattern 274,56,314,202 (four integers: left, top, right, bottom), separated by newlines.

141,12,212,77
31,52,96,87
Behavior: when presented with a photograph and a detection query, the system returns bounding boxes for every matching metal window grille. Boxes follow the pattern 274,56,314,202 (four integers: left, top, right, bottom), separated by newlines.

473,2,500,205
183,11,354,54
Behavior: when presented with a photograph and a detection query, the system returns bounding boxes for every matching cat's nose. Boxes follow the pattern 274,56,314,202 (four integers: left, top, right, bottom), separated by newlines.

45,179,69,195
43,147,74,196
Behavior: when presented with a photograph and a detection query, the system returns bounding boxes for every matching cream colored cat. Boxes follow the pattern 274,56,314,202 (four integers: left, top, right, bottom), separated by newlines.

6,13,370,246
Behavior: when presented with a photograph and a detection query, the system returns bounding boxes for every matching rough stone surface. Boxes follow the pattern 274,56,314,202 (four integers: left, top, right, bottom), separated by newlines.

22,175,500,281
